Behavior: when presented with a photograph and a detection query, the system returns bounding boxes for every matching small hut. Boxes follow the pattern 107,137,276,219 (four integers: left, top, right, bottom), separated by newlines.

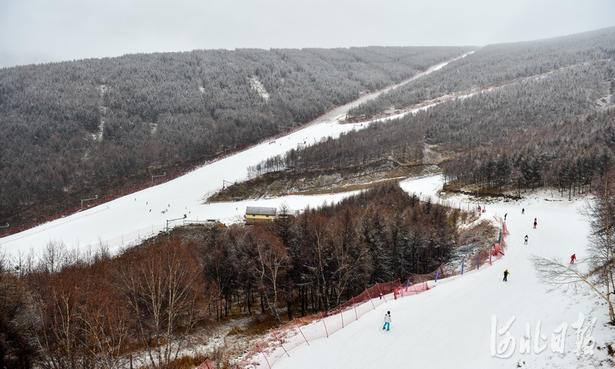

245,206,277,224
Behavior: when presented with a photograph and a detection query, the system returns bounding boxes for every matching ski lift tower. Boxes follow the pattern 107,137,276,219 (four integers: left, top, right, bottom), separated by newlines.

151,172,167,183
166,214,187,232
81,195,99,210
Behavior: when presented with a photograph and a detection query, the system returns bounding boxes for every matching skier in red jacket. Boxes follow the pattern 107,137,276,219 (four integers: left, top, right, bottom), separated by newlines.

570,254,576,264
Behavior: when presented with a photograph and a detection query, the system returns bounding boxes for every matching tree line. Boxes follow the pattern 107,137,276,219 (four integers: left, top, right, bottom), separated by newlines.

0,183,488,368
248,37,615,198
0,46,472,228
346,26,615,120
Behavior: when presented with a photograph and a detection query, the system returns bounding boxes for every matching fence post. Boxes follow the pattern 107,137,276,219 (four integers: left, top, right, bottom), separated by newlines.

320,312,329,338
435,270,440,282
195,357,214,369
339,306,345,328
366,287,376,310
376,283,387,302
256,343,272,369
352,296,358,321
293,319,310,346
271,329,290,358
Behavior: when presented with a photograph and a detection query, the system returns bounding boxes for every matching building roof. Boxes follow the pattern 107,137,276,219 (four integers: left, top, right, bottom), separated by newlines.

245,206,277,216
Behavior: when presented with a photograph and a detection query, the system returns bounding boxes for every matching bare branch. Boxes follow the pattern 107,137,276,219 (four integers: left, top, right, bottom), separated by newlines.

532,255,610,303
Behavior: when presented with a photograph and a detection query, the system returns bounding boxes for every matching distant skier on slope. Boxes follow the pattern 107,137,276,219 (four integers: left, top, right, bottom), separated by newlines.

382,311,391,331
503,269,510,282
570,254,576,264
524,235,528,244
533,218,537,229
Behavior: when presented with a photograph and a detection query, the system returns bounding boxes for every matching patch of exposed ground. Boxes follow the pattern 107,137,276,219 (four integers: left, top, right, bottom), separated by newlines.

207,160,441,202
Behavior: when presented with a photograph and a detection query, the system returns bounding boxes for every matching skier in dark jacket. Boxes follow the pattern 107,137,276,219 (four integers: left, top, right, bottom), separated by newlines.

503,269,510,282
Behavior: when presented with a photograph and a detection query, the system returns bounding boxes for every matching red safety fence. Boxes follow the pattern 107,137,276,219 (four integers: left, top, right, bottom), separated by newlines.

230,279,430,369
196,215,510,369
216,217,509,369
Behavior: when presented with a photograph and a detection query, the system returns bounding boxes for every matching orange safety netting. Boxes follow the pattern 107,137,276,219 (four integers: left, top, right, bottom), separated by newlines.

199,215,509,369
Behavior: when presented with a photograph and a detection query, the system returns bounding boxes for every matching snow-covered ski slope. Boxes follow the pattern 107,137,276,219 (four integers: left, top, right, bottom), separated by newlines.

0,120,363,259
269,190,612,369
0,54,469,261
1,54,612,367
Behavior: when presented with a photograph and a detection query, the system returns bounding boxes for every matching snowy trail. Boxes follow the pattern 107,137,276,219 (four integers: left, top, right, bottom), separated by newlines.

0,54,471,260
270,188,605,369
2,49,610,368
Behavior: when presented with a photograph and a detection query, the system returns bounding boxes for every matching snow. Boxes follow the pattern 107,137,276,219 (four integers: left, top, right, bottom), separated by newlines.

0,54,468,260
0,121,367,258
249,76,270,101
1,54,613,367
263,191,613,369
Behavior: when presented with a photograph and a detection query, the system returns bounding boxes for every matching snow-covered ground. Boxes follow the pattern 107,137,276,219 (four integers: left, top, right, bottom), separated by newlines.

265,187,614,369
0,54,468,261
0,120,365,259
1,54,613,368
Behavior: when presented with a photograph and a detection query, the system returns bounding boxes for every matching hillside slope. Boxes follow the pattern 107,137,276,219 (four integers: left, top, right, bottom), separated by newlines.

268,182,613,369
0,46,472,227
0,55,465,259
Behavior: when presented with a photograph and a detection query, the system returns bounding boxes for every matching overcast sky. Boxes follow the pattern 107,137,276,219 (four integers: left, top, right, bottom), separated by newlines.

1,0,615,68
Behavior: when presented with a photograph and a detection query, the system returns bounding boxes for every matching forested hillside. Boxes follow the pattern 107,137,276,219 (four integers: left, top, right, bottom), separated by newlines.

4,26,615,369
0,46,473,228
246,27,615,199
346,27,615,120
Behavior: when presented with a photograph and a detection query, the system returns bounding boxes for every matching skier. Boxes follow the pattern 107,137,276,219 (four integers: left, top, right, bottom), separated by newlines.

522,208,525,214
382,311,392,331
570,254,576,264
533,218,537,229
524,235,528,245
503,269,510,282
504,213,508,220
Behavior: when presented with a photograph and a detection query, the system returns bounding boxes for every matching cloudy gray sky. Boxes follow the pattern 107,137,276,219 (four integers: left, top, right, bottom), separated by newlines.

1,0,615,68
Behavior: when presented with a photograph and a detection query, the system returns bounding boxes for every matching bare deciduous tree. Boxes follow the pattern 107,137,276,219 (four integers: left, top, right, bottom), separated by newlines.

533,256,614,323
534,168,615,323
118,238,205,367
248,226,290,324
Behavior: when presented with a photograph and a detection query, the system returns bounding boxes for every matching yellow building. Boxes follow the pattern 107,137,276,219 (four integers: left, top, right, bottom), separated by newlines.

245,206,277,224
